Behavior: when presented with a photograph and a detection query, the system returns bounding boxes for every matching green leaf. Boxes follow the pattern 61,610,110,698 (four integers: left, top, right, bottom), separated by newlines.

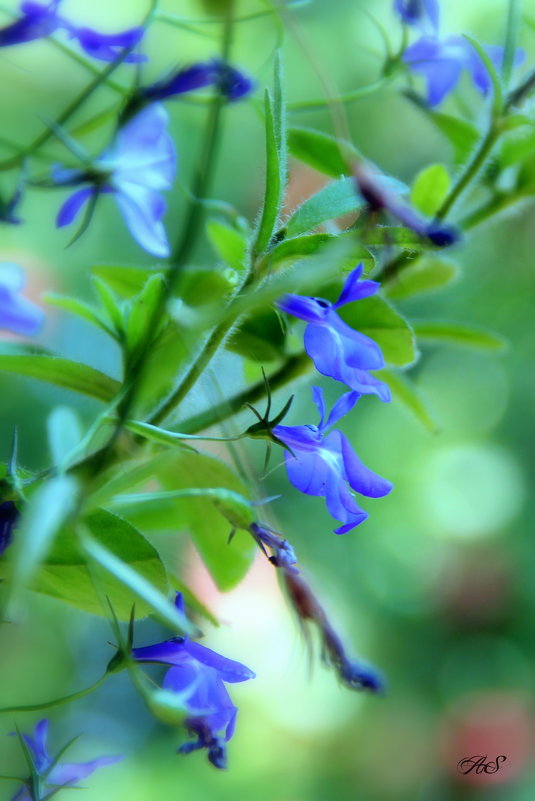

124,452,257,591
125,273,165,358
499,129,535,168
0,345,120,402
43,293,112,336
78,513,193,633
380,369,438,433
91,264,157,297
18,508,174,624
173,266,237,307
287,126,359,176
1,476,78,610
286,177,363,236
404,96,479,166
207,219,248,272
111,488,256,532
339,295,417,367
47,406,83,465
263,232,374,271
384,257,459,301
92,277,125,333
227,309,286,362
411,164,451,217
427,113,479,166
414,321,507,350
253,56,287,256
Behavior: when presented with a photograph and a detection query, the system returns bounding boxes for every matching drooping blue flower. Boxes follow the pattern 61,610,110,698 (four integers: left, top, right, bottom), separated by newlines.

0,501,18,556
394,0,439,31
0,1,145,62
403,35,525,107
250,522,298,572
10,719,122,801
277,264,391,402
54,103,176,257
0,263,44,337
133,593,255,769
273,387,392,534
143,59,255,103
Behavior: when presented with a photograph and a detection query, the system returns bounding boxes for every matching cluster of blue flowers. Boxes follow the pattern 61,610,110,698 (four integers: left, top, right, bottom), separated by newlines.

396,0,524,106
275,265,393,534
0,1,254,257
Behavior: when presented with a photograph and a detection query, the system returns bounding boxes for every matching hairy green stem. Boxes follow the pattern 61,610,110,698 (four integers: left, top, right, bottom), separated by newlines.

435,125,500,220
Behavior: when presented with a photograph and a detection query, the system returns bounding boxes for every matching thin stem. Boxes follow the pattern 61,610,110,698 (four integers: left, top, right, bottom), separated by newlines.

502,0,522,88
287,72,397,112
435,125,500,220
0,674,108,714
176,352,311,434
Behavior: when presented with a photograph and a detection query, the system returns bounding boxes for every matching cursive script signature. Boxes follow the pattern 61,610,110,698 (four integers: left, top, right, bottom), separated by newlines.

457,755,507,775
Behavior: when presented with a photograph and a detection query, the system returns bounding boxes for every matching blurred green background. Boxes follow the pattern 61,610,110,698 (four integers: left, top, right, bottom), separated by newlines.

0,0,534,799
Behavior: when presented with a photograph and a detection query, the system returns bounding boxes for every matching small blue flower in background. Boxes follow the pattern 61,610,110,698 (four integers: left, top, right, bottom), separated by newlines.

0,1,145,62
0,501,18,556
143,59,255,103
273,387,392,534
394,0,439,31
10,719,122,801
133,593,255,769
0,263,44,337
55,103,176,257
277,264,391,402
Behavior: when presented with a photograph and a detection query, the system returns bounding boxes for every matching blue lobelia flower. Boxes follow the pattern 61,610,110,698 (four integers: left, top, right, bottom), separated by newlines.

132,593,255,769
0,263,44,337
273,387,393,534
10,719,122,801
142,58,255,103
403,35,525,107
277,264,391,402
0,501,18,556
394,0,440,31
0,1,145,62
54,103,176,257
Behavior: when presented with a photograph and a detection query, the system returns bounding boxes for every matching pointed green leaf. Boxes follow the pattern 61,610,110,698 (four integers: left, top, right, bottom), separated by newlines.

287,126,359,176
207,219,248,272
253,56,287,256
0,348,120,402
43,293,112,335
91,264,158,297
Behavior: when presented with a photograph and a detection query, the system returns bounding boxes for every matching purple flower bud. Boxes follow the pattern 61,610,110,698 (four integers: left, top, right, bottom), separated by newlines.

274,387,392,534
55,103,176,257
142,59,255,103
250,522,298,572
0,262,44,337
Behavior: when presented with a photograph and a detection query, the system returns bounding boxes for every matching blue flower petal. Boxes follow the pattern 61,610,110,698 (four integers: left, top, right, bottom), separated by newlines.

56,186,96,227
183,641,256,683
